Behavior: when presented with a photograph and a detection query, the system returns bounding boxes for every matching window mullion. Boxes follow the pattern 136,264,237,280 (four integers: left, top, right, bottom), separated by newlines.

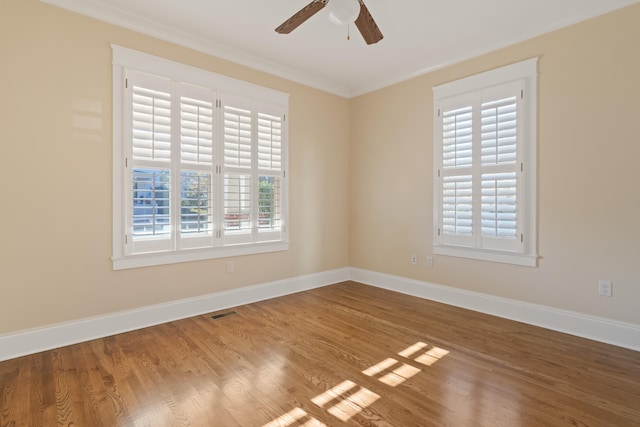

471,96,482,249
123,71,133,256
515,88,525,250
170,81,181,251
214,94,224,245
251,108,259,240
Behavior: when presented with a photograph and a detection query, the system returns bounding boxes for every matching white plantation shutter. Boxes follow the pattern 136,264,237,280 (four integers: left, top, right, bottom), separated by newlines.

481,97,517,166
481,172,517,238
112,45,289,269
257,109,285,238
436,90,521,251
181,95,214,165
258,112,283,170
222,96,253,243
132,85,172,162
440,101,475,247
224,105,253,169
480,95,518,247
478,88,520,251
442,106,473,168
179,85,216,248
442,175,473,237
433,58,537,266
221,95,286,244
437,94,478,248
128,72,174,254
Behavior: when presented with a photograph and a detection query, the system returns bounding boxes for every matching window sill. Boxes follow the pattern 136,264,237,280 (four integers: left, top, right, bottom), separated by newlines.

433,245,538,267
112,241,289,270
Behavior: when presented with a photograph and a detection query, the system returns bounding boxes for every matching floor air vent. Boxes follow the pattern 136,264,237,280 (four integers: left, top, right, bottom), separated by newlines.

211,310,238,320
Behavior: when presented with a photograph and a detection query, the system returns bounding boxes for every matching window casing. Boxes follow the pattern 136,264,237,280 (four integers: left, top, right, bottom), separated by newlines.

112,45,289,270
433,59,537,266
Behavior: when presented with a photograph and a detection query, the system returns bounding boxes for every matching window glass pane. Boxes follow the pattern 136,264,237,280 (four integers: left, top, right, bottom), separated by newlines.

132,168,171,238
181,172,212,235
258,176,281,230
442,175,473,236
224,174,252,230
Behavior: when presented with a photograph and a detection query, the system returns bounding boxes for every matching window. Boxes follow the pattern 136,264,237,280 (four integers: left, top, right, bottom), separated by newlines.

433,58,537,266
112,45,288,269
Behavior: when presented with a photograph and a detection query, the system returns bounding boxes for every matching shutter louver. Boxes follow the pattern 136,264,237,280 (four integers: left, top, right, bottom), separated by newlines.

442,106,473,168
442,175,473,236
181,96,213,165
224,106,252,168
258,113,282,171
132,86,171,161
481,172,517,238
481,97,517,165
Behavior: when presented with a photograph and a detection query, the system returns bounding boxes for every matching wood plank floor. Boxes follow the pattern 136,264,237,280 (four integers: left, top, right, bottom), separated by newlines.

1,281,639,426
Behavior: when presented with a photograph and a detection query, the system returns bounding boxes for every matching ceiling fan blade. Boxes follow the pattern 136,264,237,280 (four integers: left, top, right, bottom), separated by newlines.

354,0,383,45
275,0,328,34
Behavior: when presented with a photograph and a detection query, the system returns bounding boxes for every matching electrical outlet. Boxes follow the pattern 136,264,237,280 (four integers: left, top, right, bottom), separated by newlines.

410,254,417,265
227,261,235,273
598,280,612,297
426,256,433,268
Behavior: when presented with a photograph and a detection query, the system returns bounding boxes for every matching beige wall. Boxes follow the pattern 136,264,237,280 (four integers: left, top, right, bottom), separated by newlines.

1,0,638,337
350,4,640,324
0,0,350,334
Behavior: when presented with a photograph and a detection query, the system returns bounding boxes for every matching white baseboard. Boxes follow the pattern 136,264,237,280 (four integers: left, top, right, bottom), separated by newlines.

350,268,640,352
0,267,350,362
2,266,637,362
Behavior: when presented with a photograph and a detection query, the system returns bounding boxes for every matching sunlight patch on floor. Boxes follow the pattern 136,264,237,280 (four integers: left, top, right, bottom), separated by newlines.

262,407,327,427
311,380,358,407
362,342,450,387
325,386,380,421
362,358,398,377
263,341,450,425
363,357,422,387
377,363,422,387
311,379,380,421
414,346,450,366
398,341,430,358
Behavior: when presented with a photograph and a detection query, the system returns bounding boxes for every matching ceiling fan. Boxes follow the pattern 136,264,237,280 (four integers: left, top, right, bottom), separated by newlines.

275,0,383,45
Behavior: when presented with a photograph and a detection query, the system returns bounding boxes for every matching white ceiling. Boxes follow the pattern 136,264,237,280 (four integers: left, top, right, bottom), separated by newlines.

41,0,639,98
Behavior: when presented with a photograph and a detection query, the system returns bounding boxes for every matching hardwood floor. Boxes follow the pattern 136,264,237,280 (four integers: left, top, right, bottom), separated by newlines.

1,281,639,426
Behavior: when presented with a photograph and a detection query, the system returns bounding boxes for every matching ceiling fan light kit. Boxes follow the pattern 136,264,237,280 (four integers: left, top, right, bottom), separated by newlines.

327,0,360,25
275,0,383,45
